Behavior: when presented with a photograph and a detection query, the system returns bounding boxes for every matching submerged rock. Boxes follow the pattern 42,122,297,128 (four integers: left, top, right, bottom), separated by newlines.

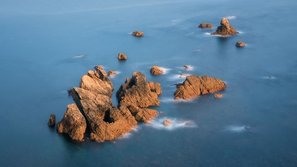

57,104,87,142
132,31,144,37
117,72,161,108
163,119,172,127
150,66,165,75
236,41,246,48
198,23,213,29
214,93,224,99
108,70,118,77
212,18,238,36
48,114,56,127
174,75,226,100
118,53,127,61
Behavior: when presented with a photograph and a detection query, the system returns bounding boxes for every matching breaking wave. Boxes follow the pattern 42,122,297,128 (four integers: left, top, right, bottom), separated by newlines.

147,117,197,130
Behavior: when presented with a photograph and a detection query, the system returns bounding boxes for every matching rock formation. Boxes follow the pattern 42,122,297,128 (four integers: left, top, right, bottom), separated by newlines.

56,67,161,142
236,41,246,48
117,72,161,108
163,119,172,127
108,70,118,77
57,104,87,142
118,53,127,61
198,23,213,29
174,75,226,100
150,66,165,75
132,31,144,37
48,114,56,127
214,93,223,99
212,18,238,36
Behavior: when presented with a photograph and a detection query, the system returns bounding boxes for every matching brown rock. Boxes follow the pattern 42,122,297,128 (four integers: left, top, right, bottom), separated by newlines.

150,66,164,75
214,93,223,99
108,70,118,77
198,23,213,29
147,82,162,95
57,104,87,142
128,105,158,123
174,75,226,100
212,18,238,36
163,119,172,127
118,53,127,61
117,72,161,108
236,41,246,48
48,114,56,127
132,31,144,37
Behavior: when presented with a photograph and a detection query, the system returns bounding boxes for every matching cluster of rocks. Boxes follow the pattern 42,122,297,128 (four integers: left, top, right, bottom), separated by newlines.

51,66,162,142
199,18,246,48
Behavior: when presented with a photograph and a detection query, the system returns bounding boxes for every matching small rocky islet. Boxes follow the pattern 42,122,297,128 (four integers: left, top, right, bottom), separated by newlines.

48,17,240,143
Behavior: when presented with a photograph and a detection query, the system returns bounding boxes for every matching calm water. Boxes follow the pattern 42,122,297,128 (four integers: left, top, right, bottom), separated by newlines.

1,0,297,166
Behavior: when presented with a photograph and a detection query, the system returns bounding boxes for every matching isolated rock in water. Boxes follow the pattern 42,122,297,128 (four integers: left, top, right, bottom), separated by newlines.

108,70,118,77
118,53,127,61
150,66,165,75
214,93,223,99
236,41,246,48
132,31,144,37
212,18,238,36
198,23,213,29
174,75,226,100
128,105,158,123
163,119,172,127
57,104,87,142
183,65,193,71
48,114,56,127
117,72,161,108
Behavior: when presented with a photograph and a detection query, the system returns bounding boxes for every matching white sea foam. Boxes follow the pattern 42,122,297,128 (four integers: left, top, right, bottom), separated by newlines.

160,97,195,103
108,71,121,78
225,16,237,20
225,125,249,133
147,117,197,130
158,67,171,74
168,73,191,81
184,65,194,71
119,127,140,140
261,76,277,80
72,54,87,59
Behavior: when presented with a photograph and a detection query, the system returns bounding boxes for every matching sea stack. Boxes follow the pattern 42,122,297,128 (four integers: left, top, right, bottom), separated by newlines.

48,114,56,127
150,66,165,76
236,41,246,48
174,75,226,100
118,53,127,61
212,18,238,36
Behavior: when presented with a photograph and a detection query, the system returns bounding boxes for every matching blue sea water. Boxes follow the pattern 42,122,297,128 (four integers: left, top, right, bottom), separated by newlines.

1,0,297,166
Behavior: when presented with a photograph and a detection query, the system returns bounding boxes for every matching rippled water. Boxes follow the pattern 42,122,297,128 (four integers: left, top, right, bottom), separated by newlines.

1,0,297,166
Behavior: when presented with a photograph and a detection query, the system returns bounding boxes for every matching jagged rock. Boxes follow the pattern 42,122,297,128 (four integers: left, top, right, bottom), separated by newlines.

132,31,144,37
212,18,238,36
163,119,172,127
214,93,223,99
236,41,246,48
128,105,158,123
150,66,164,75
48,114,56,127
118,53,127,61
198,23,213,29
147,82,162,96
108,70,118,77
117,72,161,108
57,104,87,142
174,75,226,100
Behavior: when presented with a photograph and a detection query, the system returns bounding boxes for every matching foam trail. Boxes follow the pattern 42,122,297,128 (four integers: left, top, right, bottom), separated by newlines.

108,71,121,78
225,16,236,20
119,127,140,140
168,73,190,81
225,125,249,133
261,76,277,80
72,54,87,59
147,117,197,130
160,97,195,103
158,67,171,74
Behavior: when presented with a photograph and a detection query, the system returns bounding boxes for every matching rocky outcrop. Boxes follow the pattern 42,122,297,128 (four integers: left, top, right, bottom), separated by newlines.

132,31,144,37
117,72,161,108
150,66,165,75
108,70,118,77
236,41,246,48
56,67,160,143
57,104,87,142
174,75,226,100
118,53,127,61
48,114,56,127
214,93,223,99
198,23,213,29
163,119,172,127
212,18,238,36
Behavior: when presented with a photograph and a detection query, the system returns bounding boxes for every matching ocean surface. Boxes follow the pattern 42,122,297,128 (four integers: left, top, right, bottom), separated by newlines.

1,0,297,166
